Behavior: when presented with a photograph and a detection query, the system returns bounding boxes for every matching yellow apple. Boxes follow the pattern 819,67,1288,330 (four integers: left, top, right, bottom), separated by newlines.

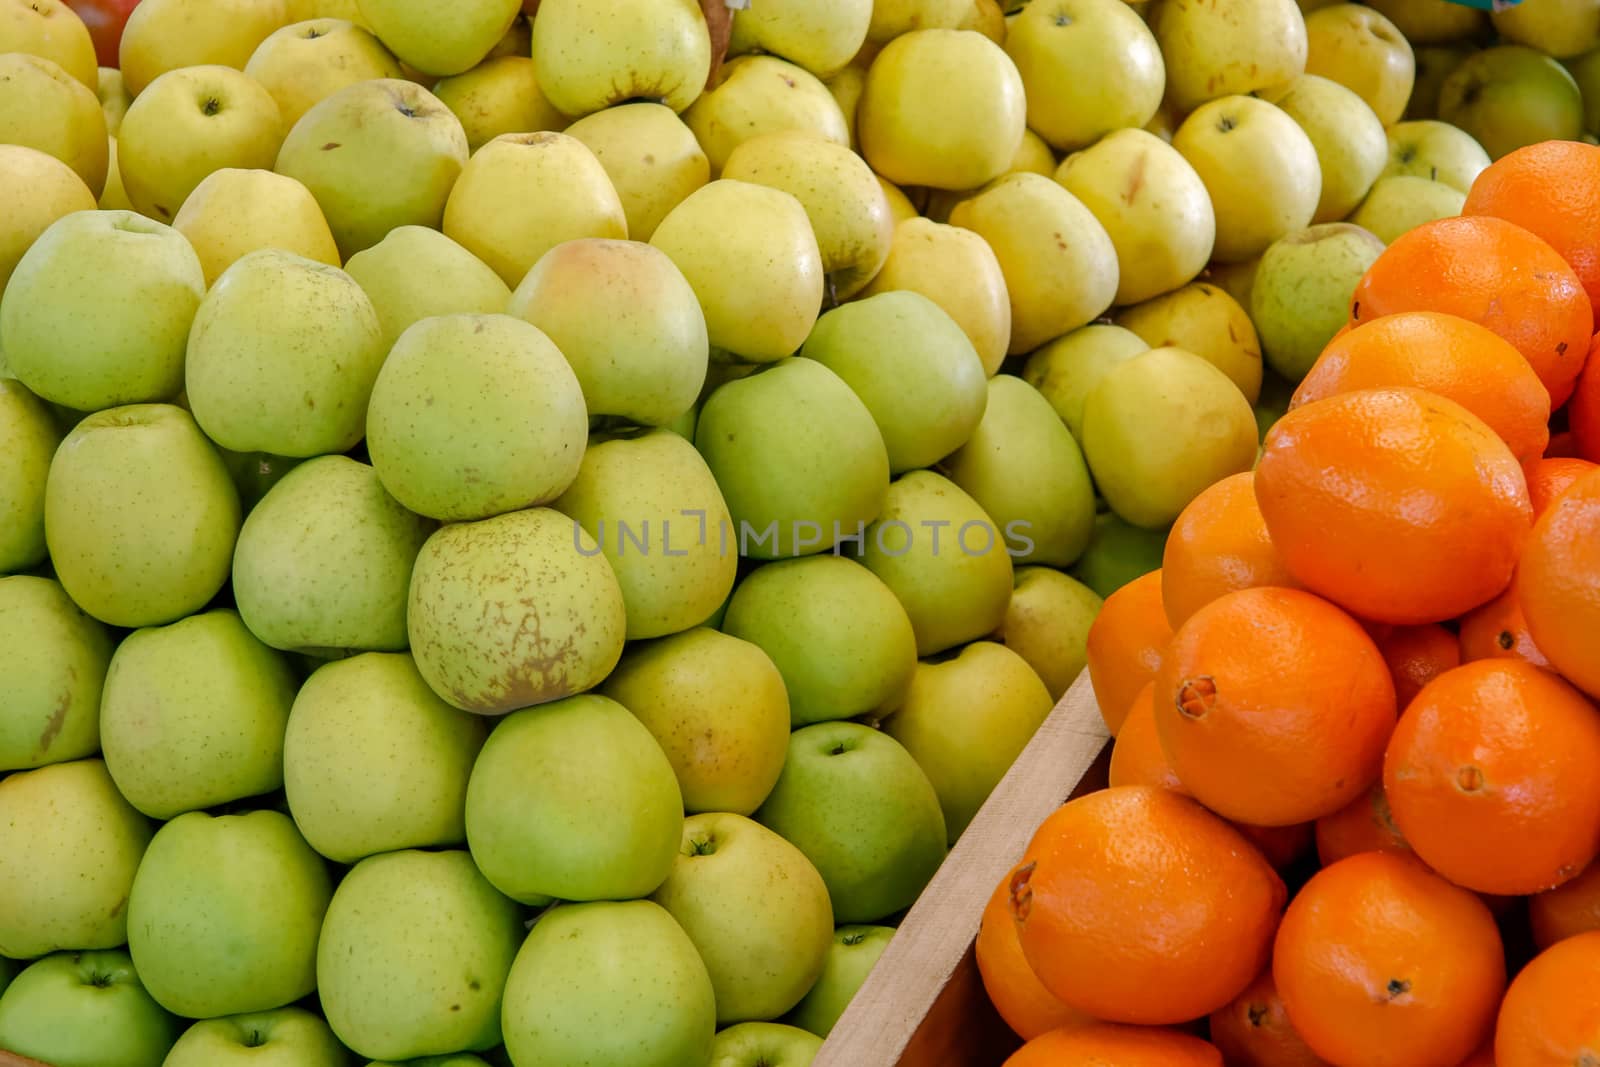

97,67,129,135
119,0,290,97
824,61,868,148
1004,0,1164,152
1438,44,1584,160
288,0,367,22
433,57,570,151
99,137,132,210
722,131,892,301
858,28,1026,191
117,66,284,223
483,12,529,60
1144,102,1178,142
1207,255,1260,310
685,55,850,174
1055,127,1215,305
878,175,919,223
1304,3,1415,127
531,0,711,118
1151,0,1308,114
916,130,1057,224
728,0,872,79
1381,118,1490,193
354,0,520,76
1494,0,1600,60
1173,95,1321,264
866,0,969,43
1261,73,1386,223
0,53,108,196
1406,43,1472,121
172,168,339,285
1365,0,1484,43
244,18,404,130
1348,174,1463,243
861,217,1011,375
0,145,95,295
997,567,1103,701
1114,282,1263,403
0,0,96,90
563,102,709,242
649,179,823,362
1021,322,1149,440
948,173,1118,354
343,225,511,349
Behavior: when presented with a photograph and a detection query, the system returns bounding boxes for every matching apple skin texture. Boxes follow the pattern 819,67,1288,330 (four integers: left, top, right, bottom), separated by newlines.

0,949,180,1067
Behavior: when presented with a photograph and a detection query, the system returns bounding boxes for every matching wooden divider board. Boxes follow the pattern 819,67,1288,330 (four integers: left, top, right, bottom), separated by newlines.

814,670,1112,1067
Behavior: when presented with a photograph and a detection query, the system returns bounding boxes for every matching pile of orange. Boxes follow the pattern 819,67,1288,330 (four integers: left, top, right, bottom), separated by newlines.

977,140,1600,1067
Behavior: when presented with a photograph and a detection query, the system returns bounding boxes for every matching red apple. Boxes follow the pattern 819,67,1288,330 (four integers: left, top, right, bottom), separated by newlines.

65,0,141,68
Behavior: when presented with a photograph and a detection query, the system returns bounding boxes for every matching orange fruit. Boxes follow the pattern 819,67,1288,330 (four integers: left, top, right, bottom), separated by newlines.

1457,584,1551,670
1516,467,1600,699
1529,858,1600,951
1349,215,1592,406
1524,456,1598,516
1461,139,1600,325
1274,851,1507,1067
1209,969,1332,1067
1152,586,1397,827
1002,1023,1224,1067
1085,570,1172,735
1160,471,1300,629
1383,659,1600,896
1235,821,1315,873
1494,929,1600,1067
1380,624,1463,708
1255,387,1533,625
1012,785,1286,1026
1108,681,1188,796
977,863,1097,1041
1315,781,1414,867
1547,430,1584,459
1568,333,1600,464
1455,1041,1495,1067
1292,311,1551,462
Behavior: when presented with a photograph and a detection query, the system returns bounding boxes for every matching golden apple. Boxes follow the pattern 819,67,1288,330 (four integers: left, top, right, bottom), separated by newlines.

916,130,1057,224
0,0,96,90
1365,0,1484,44
1206,255,1260,310
685,55,849,174
172,168,340,285
824,61,868,148
1260,73,1385,223
0,145,95,295
1381,118,1490,193
961,0,1007,40
728,0,872,79
119,0,290,97
563,102,709,242
244,18,404,130
343,225,510,349
98,137,132,210
0,54,107,196
1438,44,1584,160
1114,282,1262,403
866,0,969,43
355,0,519,76
531,0,711,118
878,175,918,223
483,12,530,60
1304,3,1415,127
1348,174,1463,242
1494,0,1600,60
97,67,129,135
288,0,366,22
1021,323,1149,441
1151,0,1308,114
433,57,569,151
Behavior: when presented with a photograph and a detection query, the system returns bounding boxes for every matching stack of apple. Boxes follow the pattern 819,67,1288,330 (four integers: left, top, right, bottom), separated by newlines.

0,0,1534,1063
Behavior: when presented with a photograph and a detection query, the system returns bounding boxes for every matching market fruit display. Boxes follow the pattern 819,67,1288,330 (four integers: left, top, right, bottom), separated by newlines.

3,0,1599,1064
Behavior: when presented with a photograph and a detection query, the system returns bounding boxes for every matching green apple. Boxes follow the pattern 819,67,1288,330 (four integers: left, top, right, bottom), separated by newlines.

1495,0,1600,59
1252,222,1386,380
1438,45,1584,160
1381,119,1491,194
0,144,94,295
1081,347,1259,528
1055,128,1216,306
318,850,521,1060
860,217,1011,376
884,641,1053,840
98,67,130,134
0,759,151,958
651,179,824,362
563,102,710,241
0,380,62,574
530,0,711,118
686,55,849,174
999,566,1102,700
1263,74,1386,224
1,210,204,412
756,722,947,923
1151,0,1308,114
356,0,518,76
0,950,178,1067
45,404,240,628
0,0,98,90
0,577,110,770
1069,509,1169,598
127,809,332,1018
1004,0,1163,152
407,507,627,713
941,375,1096,568
721,555,917,726
509,239,708,427
502,900,715,1067
800,290,986,473
603,628,790,815
1407,43,1472,121
283,653,488,862
443,131,627,288
1304,3,1414,127
1173,95,1321,264
728,0,870,78
342,225,510,349
711,1022,823,1067
653,813,833,1024
434,56,569,151
0,53,108,195
366,314,587,521
274,78,468,257
99,135,130,209
367,1058,489,1067
1113,282,1262,403
1020,323,1150,443
1365,0,1484,44
100,609,297,820
232,456,434,655
1348,174,1465,243
116,65,284,222
555,429,737,640
694,358,889,560
172,168,340,286
786,925,894,1037
185,249,387,456
118,0,290,97
466,694,682,903
164,1008,349,1067
859,470,1014,656
1569,46,1600,134
245,18,405,130
858,28,1025,191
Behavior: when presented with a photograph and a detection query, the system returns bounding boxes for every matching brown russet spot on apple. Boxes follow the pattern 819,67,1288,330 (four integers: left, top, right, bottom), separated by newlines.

1122,150,1148,204
35,689,70,752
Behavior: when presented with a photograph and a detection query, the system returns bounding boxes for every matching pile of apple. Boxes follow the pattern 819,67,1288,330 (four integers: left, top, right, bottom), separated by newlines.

0,0,1552,1063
